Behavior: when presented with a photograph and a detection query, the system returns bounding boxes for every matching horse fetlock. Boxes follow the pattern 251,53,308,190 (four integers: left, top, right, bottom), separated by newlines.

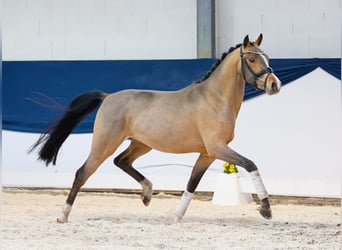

140,179,153,206
260,197,271,209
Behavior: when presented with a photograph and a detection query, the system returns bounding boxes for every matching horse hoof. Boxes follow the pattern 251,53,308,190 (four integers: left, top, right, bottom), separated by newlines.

142,194,151,206
56,217,68,223
174,216,182,223
259,208,272,220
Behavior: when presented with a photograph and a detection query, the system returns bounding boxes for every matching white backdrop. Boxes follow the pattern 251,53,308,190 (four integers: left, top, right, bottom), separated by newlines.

3,68,341,198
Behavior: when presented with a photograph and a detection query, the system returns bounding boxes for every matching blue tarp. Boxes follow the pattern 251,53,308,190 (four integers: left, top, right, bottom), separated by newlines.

3,58,340,133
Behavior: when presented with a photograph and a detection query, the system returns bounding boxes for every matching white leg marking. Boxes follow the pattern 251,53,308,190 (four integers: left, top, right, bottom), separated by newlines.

174,190,194,222
250,170,268,200
57,203,72,223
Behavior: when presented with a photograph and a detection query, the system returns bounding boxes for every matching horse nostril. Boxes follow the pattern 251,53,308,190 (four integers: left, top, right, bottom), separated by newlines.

271,82,277,91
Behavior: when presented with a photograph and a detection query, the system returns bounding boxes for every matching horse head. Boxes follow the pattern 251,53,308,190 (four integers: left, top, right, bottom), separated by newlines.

240,34,281,95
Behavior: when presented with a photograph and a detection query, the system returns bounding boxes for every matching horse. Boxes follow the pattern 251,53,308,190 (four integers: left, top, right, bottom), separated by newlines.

30,34,281,223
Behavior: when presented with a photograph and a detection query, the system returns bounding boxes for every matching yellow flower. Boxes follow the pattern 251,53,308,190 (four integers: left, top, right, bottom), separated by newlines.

229,164,236,173
223,162,238,174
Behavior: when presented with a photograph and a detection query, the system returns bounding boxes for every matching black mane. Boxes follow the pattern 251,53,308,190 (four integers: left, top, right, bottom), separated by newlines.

195,43,242,84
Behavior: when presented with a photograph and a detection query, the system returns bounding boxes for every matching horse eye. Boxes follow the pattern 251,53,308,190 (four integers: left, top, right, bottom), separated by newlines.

249,57,255,63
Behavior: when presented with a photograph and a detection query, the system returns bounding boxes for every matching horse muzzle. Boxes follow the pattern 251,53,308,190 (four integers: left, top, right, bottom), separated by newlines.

265,73,281,95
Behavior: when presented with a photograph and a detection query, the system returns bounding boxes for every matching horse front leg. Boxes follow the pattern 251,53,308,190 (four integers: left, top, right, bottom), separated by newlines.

175,154,215,222
212,145,272,219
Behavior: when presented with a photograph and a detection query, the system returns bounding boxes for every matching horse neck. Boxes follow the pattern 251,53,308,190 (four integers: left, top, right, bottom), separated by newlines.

204,52,245,117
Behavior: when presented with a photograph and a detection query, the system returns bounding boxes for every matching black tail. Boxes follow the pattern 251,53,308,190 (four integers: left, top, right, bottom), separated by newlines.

29,91,107,166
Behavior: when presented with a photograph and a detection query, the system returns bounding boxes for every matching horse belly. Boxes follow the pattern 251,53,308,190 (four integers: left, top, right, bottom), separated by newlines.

138,133,206,154
131,116,206,154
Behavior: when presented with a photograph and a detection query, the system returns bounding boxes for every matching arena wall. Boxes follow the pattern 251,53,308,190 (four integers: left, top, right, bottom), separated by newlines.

3,0,341,60
2,0,197,60
216,0,341,58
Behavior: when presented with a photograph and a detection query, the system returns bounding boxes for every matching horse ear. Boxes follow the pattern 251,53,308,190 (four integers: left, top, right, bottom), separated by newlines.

243,35,250,48
254,33,263,46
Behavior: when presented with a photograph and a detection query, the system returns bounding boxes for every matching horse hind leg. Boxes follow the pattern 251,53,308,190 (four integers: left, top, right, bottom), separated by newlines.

57,161,89,223
114,139,153,206
57,148,116,223
57,133,125,223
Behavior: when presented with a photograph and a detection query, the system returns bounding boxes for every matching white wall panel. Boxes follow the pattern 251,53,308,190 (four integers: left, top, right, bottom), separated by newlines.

4,0,340,60
309,0,341,11
216,0,341,58
3,0,197,60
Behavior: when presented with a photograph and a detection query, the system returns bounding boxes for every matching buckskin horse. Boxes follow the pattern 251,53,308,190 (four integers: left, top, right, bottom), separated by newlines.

30,34,281,223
